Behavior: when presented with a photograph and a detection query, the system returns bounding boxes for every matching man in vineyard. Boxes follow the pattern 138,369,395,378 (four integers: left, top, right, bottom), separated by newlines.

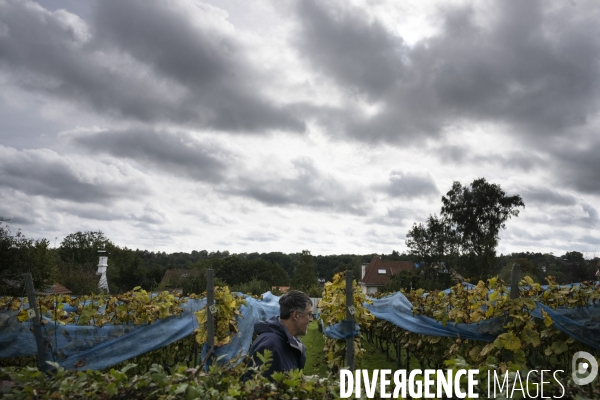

246,290,313,380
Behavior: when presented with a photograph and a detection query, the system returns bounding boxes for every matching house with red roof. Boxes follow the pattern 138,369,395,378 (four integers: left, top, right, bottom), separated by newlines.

160,269,202,293
359,256,415,294
37,282,72,295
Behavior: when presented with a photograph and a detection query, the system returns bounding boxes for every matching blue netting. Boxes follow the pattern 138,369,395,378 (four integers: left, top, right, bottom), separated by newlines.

1,286,599,371
0,293,280,370
199,292,280,368
317,287,600,350
0,298,206,370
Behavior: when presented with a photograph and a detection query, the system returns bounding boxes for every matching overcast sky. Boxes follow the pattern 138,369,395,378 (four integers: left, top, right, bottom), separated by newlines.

1,0,599,257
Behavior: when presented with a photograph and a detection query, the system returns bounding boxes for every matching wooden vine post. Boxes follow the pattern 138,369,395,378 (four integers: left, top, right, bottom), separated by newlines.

24,272,49,372
510,263,520,299
206,268,215,349
345,269,355,370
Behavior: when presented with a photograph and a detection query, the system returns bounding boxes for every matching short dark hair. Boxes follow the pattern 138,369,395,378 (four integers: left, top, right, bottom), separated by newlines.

279,290,312,320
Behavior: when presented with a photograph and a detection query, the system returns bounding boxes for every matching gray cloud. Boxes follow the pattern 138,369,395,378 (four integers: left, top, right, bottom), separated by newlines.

293,0,600,143
552,140,600,194
473,152,546,172
228,158,367,214
579,235,600,247
435,142,548,172
235,230,281,243
53,203,165,225
525,202,599,229
439,145,470,164
519,186,577,207
376,171,439,198
92,0,305,133
368,207,414,227
0,145,149,204
68,128,232,182
0,1,183,122
581,203,599,224
0,210,36,226
294,1,407,100
0,0,304,133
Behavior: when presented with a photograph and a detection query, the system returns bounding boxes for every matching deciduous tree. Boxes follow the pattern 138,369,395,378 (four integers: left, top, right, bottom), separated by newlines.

441,178,524,280
406,214,457,265
406,178,524,281
0,219,57,295
59,231,113,266
291,250,317,292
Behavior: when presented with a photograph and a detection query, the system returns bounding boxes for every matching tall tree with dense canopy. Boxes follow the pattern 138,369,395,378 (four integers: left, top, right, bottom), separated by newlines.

441,178,524,279
406,178,524,281
59,231,113,266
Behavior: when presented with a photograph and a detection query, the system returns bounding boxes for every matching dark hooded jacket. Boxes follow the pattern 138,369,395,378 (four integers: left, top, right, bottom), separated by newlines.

246,316,306,380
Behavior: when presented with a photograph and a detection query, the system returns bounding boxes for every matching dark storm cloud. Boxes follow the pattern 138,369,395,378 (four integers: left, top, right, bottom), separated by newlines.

375,171,439,198
472,152,546,172
519,187,577,207
435,142,547,172
581,203,599,224
0,0,185,122
294,1,407,100
0,146,149,204
526,202,599,229
69,128,232,182
227,158,367,214
552,140,600,195
0,212,35,226
294,0,439,142
0,0,304,133
294,0,600,143
92,0,305,133
579,235,600,247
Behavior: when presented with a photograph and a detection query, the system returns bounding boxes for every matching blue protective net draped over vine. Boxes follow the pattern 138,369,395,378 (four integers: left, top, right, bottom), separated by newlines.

1,287,599,371
0,293,279,371
334,290,600,351
1,298,206,370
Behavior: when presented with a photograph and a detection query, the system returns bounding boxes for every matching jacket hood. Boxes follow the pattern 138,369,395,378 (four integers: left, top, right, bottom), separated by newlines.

254,316,286,338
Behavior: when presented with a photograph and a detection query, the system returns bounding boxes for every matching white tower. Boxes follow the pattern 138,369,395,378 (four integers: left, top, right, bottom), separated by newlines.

97,248,110,293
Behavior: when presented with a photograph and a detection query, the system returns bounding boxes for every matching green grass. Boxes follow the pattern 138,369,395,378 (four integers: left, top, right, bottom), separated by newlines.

302,320,414,377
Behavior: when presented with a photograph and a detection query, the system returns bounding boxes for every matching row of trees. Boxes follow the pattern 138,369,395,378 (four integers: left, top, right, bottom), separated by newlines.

0,222,344,296
0,225,167,296
0,221,55,294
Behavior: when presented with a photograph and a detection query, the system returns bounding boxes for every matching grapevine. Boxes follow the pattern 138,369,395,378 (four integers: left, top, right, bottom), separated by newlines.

1,287,187,327
194,286,247,346
364,275,600,396
318,271,374,371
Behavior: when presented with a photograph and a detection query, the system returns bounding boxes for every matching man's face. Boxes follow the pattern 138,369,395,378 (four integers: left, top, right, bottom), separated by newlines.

294,305,313,336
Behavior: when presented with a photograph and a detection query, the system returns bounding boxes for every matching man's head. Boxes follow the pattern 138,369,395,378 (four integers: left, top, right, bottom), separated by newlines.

279,290,313,336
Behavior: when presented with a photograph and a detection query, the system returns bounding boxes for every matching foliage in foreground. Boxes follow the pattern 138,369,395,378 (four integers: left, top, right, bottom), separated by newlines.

0,351,340,400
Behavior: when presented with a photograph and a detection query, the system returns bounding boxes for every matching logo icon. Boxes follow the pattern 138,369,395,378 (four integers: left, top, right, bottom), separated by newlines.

572,351,598,385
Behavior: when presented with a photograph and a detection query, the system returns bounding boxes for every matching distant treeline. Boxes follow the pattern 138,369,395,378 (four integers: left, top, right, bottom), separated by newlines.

1,221,598,297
